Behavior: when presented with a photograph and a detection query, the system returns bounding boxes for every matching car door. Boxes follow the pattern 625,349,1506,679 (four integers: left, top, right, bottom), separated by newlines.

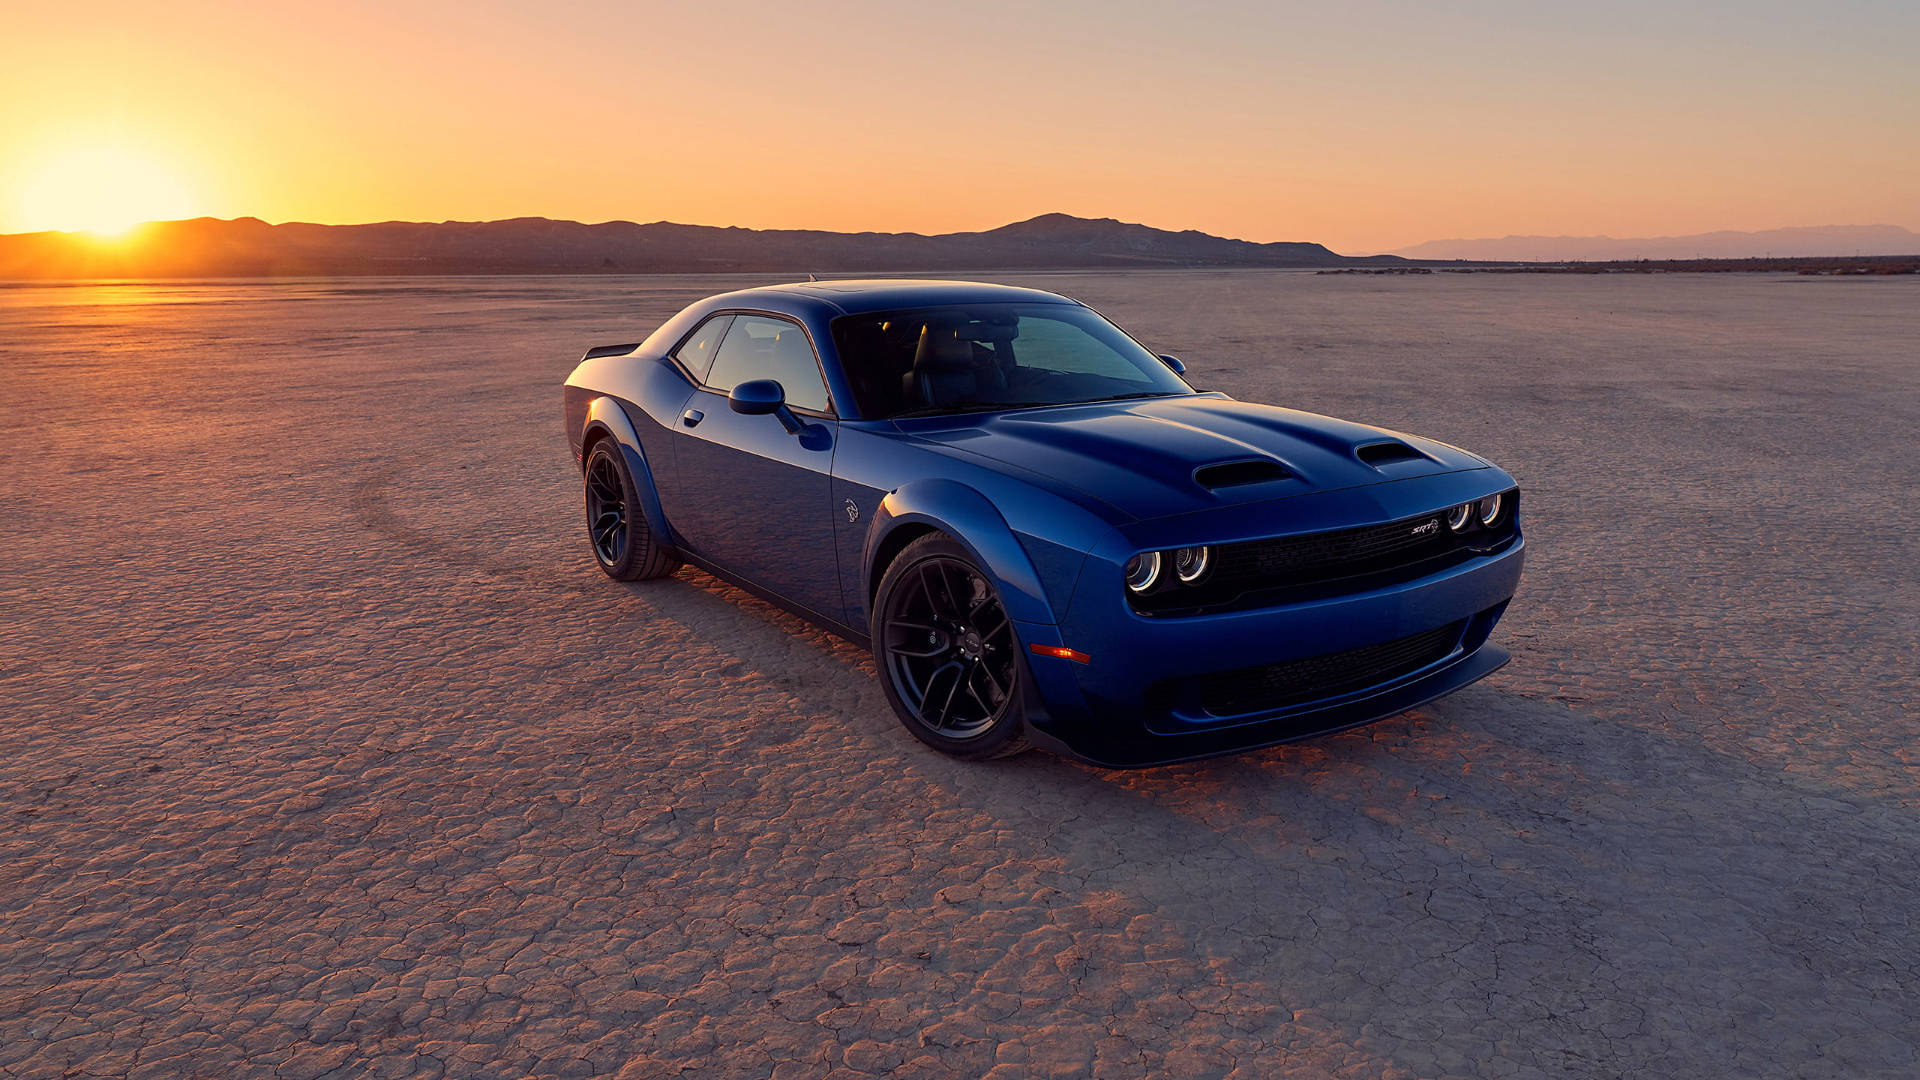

668,313,844,621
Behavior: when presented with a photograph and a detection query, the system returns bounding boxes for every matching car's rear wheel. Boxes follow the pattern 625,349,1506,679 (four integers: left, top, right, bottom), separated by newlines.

873,534,1029,760
583,439,681,581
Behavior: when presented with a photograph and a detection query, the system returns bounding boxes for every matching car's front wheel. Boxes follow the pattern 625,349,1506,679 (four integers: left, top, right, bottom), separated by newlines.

583,439,681,581
872,533,1029,760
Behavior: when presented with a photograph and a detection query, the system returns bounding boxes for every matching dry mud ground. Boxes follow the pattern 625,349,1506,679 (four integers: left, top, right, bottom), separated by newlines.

2,271,1917,1079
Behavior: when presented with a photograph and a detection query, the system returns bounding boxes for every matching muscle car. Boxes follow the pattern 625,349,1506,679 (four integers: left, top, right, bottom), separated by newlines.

562,280,1523,766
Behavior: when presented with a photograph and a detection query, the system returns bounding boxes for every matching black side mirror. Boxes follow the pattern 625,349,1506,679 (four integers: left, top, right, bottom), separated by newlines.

729,379,805,434
1158,354,1187,375
728,378,783,414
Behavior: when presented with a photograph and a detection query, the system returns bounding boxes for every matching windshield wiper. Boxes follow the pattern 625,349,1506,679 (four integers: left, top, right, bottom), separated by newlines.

890,392,1179,419
889,400,1019,419
1097,391,1183,402
887,397,1075,418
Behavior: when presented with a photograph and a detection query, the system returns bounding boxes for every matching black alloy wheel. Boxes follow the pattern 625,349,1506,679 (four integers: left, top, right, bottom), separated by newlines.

585,453,628,566
873,534,1029,759
582,439,682,581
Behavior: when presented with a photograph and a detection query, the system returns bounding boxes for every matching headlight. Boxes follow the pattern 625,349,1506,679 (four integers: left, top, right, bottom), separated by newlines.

1478,493,1504,526
1124,551,1163,593
1172,546,1212,584
1447,503,1473,532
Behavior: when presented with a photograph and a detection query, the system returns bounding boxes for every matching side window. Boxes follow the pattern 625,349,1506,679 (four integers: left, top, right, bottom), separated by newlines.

705,315,831,413
672,314,733,384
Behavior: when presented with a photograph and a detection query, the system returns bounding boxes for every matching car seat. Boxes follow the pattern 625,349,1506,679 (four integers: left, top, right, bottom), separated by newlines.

902,325,979,408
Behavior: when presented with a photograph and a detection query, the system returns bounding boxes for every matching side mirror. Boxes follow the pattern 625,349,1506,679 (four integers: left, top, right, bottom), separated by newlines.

728,379,805,434
1158,354,1187,375
729,378,784,415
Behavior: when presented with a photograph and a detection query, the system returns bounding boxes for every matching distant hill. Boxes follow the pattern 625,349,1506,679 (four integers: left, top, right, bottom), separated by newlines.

1397,224,1920,262
0,213,1403,279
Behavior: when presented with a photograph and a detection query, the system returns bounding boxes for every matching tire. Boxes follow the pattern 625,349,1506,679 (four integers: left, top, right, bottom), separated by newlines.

872,533,1030,760
583,438,681,581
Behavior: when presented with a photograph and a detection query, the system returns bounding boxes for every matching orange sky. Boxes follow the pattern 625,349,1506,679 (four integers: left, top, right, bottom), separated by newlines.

4,0,1916,254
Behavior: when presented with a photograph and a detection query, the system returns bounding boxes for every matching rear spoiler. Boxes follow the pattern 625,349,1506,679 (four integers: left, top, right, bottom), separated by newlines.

581,342,641,361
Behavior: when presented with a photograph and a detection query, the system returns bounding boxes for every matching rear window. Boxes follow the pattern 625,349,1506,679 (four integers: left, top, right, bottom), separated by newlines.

672,314,732,383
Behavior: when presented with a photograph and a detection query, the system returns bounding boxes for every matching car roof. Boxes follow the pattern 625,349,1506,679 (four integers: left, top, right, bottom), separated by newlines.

699,279,1081,318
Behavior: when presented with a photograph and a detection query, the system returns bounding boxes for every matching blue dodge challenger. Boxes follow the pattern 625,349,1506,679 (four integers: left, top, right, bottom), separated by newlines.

562,280,1523,766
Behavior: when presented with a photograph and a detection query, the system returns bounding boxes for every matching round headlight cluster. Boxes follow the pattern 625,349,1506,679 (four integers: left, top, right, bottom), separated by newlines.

1126,546,1213,594
1445,492,1509,532
1172,545,1210,583
1478,492,1504,526
1124,551,1163,592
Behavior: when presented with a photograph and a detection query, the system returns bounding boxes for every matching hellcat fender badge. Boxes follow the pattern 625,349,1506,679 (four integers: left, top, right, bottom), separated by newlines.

843,498,860,523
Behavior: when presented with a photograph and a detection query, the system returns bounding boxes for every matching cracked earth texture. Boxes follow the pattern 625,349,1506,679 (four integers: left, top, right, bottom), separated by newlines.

2,271,1916,1079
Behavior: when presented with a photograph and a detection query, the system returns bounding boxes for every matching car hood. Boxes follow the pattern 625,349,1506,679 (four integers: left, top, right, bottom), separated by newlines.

897,393,1489,522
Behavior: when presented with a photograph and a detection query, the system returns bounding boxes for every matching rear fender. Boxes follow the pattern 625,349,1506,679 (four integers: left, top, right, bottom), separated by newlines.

581,395,678,550
865,479,1056,626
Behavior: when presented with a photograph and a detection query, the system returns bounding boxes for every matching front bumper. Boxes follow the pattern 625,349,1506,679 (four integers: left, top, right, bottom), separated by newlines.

1015,481,1525,768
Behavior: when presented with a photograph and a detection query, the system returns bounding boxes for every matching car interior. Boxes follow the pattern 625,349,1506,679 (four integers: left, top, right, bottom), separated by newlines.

834,306,1177,419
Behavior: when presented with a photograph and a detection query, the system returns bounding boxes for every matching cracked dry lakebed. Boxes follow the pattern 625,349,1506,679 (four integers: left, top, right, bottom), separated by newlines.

2,270,1917,1078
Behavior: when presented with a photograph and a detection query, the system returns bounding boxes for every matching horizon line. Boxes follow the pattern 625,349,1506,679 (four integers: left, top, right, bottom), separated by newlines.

8,213,1919,258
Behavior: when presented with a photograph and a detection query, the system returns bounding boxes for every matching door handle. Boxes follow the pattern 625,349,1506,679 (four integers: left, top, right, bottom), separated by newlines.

681,409,704,427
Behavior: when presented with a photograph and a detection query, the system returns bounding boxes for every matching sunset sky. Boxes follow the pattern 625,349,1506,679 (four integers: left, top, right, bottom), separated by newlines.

4,0,1916,253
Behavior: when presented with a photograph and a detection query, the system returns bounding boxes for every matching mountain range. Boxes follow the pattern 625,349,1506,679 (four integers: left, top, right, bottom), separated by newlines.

0,213,1406,279
1395,224,1920,262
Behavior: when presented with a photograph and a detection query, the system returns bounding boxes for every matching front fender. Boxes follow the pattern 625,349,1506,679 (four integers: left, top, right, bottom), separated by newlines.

865,479,1059,626
580,395,678,551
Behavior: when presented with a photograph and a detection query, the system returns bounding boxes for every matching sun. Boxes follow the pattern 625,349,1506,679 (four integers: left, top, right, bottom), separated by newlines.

14,142,204,237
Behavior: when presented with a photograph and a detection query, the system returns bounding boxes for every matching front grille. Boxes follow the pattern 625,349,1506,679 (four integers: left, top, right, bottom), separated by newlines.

1130,492,1518,616
1195,621,1465,717
1217,513,1454,586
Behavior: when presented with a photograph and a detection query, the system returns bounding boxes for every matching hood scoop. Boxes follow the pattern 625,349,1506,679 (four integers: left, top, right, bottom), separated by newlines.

1356,440,1432,470
1194,459,1291,490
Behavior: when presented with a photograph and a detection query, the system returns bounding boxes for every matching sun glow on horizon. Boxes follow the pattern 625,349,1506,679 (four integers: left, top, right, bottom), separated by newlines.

13,142,203,237
4,3,1916,251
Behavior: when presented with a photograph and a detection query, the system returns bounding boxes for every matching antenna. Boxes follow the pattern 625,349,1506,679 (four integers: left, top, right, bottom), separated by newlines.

808,273,817,282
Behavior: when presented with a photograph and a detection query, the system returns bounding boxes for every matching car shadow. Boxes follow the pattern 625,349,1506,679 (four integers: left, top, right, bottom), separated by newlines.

628,564,1919,1076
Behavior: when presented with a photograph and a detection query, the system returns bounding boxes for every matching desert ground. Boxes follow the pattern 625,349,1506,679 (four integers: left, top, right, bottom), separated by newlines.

3,270,1916,1079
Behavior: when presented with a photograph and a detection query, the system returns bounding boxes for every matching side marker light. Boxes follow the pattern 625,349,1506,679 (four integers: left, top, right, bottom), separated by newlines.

1029,643,1092,664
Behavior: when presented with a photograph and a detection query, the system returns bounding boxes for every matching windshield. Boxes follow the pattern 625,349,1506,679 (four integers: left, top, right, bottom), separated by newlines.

830,303,1191,420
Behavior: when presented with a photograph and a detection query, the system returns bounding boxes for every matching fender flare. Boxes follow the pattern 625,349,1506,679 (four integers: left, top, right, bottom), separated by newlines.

580,395,677,550
863,478,1057,626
